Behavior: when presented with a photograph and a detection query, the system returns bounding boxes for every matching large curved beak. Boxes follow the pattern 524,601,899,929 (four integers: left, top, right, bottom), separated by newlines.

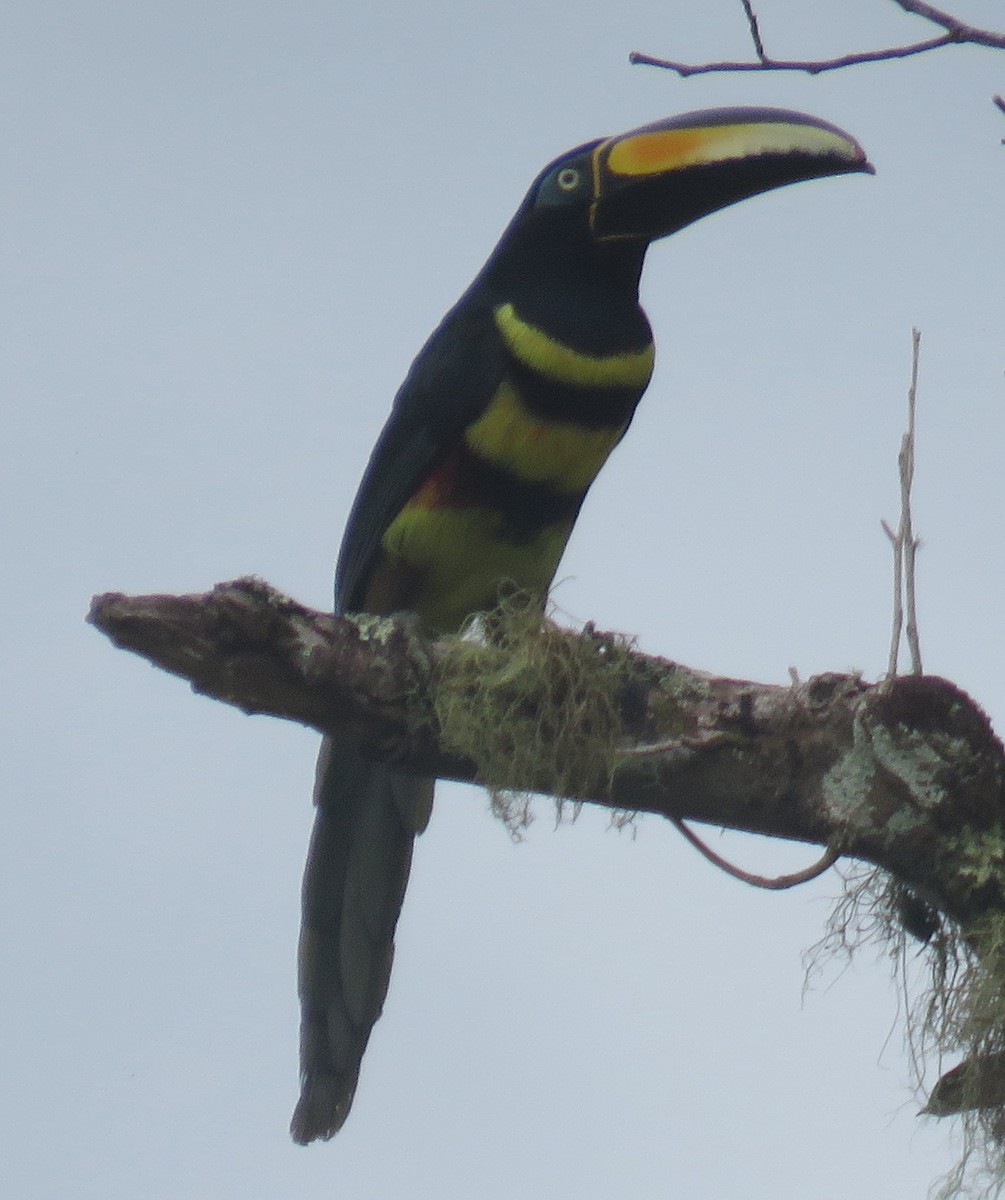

589,107,873,242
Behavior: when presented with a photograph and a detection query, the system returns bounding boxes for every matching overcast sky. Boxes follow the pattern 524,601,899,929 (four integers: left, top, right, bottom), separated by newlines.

4,1,1005,1197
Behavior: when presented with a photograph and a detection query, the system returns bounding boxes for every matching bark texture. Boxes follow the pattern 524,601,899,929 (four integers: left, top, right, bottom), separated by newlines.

89,576,1005,931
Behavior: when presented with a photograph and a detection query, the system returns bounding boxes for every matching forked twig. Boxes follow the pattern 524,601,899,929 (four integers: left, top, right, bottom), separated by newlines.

882,329,924,677
630,0,1005,77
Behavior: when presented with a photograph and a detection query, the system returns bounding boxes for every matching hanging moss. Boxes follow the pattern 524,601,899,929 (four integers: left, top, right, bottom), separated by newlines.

432,593,639,831
808,852,1005,1200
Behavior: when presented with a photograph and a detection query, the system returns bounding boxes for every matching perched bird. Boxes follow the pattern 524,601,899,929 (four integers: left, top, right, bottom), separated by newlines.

291,106,872,1142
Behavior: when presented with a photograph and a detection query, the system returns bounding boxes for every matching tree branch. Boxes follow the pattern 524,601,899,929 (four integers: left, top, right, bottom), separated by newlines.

739,0,766,61
895,0,1005,47
89,577,1005,930
883,328,924,677
629,0,1005,77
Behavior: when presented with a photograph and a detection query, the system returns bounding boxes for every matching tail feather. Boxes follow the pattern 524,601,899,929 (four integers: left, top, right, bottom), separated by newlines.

290,738,432,1143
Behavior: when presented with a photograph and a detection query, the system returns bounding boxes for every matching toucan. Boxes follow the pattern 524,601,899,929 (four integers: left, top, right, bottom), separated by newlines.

291,106,872,1142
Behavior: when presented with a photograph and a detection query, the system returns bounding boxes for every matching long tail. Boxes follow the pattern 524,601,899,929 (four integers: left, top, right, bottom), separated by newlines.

291,738,432,1143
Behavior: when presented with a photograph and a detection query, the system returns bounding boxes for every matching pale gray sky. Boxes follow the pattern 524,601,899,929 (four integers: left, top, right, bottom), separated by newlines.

4,1,1004,1197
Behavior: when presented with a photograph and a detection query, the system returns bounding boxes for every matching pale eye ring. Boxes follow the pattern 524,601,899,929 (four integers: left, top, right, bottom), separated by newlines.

556,167,581,192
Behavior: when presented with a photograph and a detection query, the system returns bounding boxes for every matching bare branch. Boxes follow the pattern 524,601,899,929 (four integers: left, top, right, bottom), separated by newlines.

629,36,955,77
87,578,452,771
904,329,924,674
629,0,1005,78
884,329,925,677
894,0,1005,47
739,0,766,61
882,514,904,678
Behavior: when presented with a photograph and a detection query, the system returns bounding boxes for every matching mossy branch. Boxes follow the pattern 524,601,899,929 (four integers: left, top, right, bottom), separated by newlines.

90,577,1005,927
90,578,1005,1168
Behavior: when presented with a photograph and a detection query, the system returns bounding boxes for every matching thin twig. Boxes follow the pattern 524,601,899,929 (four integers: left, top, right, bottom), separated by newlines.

629,0,1004,77
740,0,766,61
894,0,1005,46
883,330,924,678
629,36,954,76
904,329,923,675
883,514,904,678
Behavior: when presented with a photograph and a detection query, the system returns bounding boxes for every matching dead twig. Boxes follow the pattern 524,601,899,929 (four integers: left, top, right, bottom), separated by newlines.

882,328,924,678
630,0,1005,77
739,0,766,61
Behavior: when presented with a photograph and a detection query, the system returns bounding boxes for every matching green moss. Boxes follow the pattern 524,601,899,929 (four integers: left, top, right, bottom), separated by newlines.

647,676,698,734
432,594,637,832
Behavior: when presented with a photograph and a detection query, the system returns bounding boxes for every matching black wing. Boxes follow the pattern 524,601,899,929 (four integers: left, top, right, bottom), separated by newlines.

335,295,506,614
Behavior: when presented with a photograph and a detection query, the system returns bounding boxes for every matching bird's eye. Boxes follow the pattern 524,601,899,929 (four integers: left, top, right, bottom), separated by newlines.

556,167,581,192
